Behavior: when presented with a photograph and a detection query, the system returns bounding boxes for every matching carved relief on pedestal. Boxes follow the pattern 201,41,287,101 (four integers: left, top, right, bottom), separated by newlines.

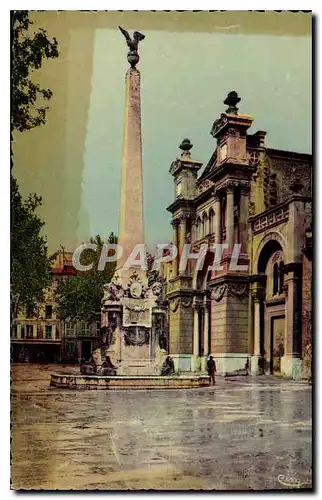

103,271,150,303
169,298,180,312
212,284,227,302
228,283,249,299
181,297,192,308
212,282,249,302
127,271,147,298
123,300,151,327
102,274,124,302
124,327,149,346
104,311,118,349
169,296,192,311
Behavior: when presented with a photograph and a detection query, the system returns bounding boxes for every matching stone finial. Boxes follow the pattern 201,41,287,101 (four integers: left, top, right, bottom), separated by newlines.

224,91,241,115
179,138,193,158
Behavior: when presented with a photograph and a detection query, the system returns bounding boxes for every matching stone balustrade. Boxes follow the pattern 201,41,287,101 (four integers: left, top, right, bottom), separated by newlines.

251,203,289,235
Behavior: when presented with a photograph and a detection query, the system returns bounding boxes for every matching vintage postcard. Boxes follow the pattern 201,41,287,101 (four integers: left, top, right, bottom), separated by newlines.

10,10,312,491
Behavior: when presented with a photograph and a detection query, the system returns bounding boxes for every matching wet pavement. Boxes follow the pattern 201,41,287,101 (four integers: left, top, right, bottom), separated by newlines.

11,364,312,490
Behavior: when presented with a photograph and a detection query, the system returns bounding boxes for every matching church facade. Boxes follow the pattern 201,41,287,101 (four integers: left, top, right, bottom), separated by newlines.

165,92,312,379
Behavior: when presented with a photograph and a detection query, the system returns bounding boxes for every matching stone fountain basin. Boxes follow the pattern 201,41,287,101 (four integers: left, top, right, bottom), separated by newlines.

50,373,210,390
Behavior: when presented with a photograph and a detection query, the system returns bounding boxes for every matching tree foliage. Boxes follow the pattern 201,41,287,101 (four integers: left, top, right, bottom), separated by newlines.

11,11,59,324
11,10,59,132
55,234,117,323
11,176,52,324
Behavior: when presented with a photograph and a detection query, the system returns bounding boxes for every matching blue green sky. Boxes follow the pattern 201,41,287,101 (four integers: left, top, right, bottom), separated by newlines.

81,29,311,247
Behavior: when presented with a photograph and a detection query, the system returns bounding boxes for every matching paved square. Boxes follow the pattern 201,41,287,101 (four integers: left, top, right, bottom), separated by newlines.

11,365,312,490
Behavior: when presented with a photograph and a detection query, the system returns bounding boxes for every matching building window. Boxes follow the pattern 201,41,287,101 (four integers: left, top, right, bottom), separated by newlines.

273,263,279,296
80,322,90,336
20,326,25,339
45,326,52,339
45,305,53,319
65,322,76,337
209,209,214,234
37,325,43,339
196,218,201,240
202,214,207,237
26,325,34,338
12,325,17,338
279,261,284,295
67,342,75,354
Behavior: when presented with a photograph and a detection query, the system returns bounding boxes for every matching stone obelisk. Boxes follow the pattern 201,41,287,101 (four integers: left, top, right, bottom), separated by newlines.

117,27,146,281
101,28,167,376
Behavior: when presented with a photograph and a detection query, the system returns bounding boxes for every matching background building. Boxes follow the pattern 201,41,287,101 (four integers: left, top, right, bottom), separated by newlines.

11,249,100,363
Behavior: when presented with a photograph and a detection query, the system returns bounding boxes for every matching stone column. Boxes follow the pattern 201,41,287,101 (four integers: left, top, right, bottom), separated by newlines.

226,183,234,249
179,216,187,276
192,303,200,372
250,284,264,375
239,185,250,253
214,191,221,244
171,219,179,277
203,306,209,356
179,216,187,250
191,218,197,243
281,264,302,379
203,297,209,370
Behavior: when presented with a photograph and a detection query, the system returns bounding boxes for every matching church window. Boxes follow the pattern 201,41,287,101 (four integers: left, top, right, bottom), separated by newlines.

202,213,208,237
279,261,284,295
273,263,279,296
196,218,201,239
209,210,214,234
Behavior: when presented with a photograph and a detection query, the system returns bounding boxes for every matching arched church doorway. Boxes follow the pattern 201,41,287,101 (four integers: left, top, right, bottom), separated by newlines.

257,240,286,375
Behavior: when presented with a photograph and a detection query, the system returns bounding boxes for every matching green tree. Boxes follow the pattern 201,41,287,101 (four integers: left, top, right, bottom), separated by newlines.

11,11,59,325
11,176,52,325
11,10,59,132
55,234,117,323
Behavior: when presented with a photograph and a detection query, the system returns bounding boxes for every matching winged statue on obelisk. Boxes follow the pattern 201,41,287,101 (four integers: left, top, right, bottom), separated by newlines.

118,26,145,68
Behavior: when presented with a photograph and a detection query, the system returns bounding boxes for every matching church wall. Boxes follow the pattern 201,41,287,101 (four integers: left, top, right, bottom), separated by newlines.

169,303,193,355
302,254,312,354
169,307,180,354
225,294,249,353
210,297,227,353
210,288,249,354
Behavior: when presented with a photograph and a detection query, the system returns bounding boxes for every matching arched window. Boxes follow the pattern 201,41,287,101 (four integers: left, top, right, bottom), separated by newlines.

279,261,284,295
196,218,201,240
273,263,279,296
209,209,214,234
202,213,208,237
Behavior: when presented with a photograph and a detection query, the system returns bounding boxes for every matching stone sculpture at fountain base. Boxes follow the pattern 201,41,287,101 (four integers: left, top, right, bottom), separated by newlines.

101,270,168,376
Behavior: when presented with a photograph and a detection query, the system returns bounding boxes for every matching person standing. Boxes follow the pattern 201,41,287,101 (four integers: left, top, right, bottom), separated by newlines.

207,355,216,384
